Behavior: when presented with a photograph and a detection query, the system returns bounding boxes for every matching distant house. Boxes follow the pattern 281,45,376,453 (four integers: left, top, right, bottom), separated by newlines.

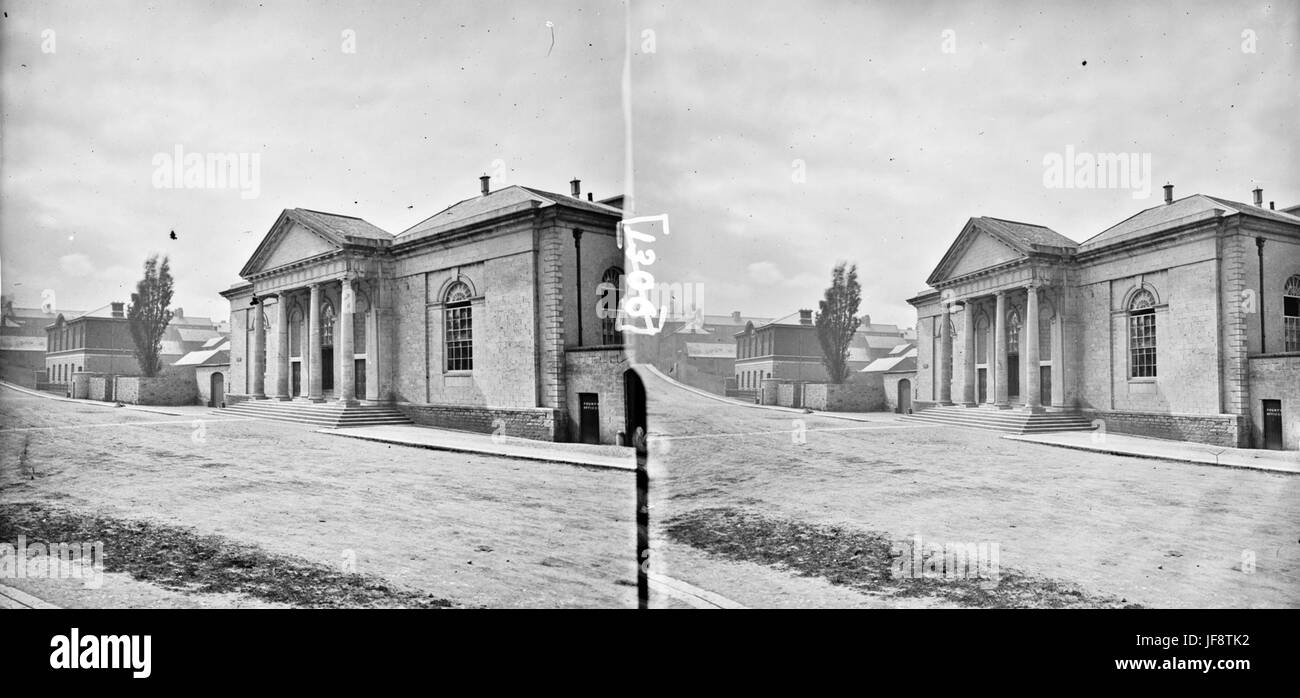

733,309,910,391
174,337,231,406
632,310,773,394
861,342,918,413
44,303,224,385
0,297,86,386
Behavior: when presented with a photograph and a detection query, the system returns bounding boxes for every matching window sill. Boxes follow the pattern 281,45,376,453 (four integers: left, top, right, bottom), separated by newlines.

1127,377,1157,384
443,370,474,377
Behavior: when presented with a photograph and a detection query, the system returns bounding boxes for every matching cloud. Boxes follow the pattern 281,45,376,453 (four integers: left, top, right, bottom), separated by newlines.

58,253,94,278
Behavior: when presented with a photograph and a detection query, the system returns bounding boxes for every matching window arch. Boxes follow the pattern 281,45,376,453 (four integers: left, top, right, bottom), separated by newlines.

444,280,473,371
1128,288,1157,377
320,301,335,348
1284,274,1300,352
600,266,623,345
1006,309,1021,355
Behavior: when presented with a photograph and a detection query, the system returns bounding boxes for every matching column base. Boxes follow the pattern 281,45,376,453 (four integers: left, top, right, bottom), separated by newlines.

272,394,292,401
961,402,981,408
1021,404,1047,414
993,402,1012,409
336,398,360,407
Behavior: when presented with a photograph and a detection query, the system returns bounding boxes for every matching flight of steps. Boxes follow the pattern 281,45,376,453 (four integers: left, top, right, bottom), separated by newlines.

902,404,1095,435
217,399,412,428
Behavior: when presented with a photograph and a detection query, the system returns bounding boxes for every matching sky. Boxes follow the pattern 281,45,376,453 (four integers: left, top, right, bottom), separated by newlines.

2,0,1296,329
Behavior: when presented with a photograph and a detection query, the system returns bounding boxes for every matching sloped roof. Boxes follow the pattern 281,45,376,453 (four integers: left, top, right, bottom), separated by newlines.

397,185,622,242
173,340,231,367
1080,194,1300,251
291,208,393,242
861,347,918,373
976,217,1078,250
684,342,736,359
927,217,1076,286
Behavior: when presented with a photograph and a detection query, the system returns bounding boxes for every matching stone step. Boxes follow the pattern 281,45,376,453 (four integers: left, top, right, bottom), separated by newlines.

217,399,412,428
902,406,1095,435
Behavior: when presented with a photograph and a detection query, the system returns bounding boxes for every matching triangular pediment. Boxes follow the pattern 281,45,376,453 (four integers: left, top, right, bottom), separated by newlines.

240,210,342,277
926,218,1030,285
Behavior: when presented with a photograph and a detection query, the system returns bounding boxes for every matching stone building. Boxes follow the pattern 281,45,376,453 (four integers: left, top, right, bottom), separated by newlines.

733,309,909,395
43,304,222,386
219,177,629,444
0,297,84,386
908,186,1300,450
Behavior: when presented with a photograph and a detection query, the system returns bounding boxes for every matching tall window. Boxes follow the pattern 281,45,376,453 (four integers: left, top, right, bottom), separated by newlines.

1284,275,1300,352
1128,289,1157,377
445,281,473,371
1006,309,1021,355
600,267,623,345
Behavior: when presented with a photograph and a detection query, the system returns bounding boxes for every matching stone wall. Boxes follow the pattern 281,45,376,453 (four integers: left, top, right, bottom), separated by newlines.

1081,409,1244,448
564,347,627,444
114,367,199,406
803,375,886,412
1248,355,1300,450
881,371,915,413
395,403,560,442
88,375,115,402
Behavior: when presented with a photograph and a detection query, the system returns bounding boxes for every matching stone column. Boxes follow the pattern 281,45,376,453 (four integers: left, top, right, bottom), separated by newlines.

1024,284,1042,411
365,301,379,401
937,301,953,405
251,299,266,398
994,291,1009,407
274,294,290,399
962,299,978,406
307,282,324,402
338,277,357,404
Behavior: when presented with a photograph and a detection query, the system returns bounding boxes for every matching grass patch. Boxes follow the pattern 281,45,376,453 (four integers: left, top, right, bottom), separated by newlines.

664,507,1142,608
0,502,455,609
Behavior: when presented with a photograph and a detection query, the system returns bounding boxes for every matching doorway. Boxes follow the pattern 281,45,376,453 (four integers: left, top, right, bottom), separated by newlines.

977,369,987,404
210,372,224,407
578,393,600,444
897,379,912,414
292,362,301,397
1040,365,1052,406
355,359,366,399
1007,355,1020,401
1263,399,1283,450
321,347,334,391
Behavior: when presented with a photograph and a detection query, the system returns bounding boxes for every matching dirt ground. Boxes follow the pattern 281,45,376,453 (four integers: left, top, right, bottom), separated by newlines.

0,386,642,608
644,373,1300,608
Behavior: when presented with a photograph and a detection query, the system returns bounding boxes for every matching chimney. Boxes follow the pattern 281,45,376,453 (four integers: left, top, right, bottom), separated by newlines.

570,178,581,197
587,192,594,201
863,314,871,326
1163,183,1174,204
110,302,125,318
1253,186,1263,207
799,309,813,325
174,307,183,319
1270,201,1275,210
480,174,490,196
731,311,741,323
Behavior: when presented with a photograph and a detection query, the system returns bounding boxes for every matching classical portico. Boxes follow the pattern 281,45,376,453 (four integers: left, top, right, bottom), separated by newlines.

910,217,1078,414
222,208,394,406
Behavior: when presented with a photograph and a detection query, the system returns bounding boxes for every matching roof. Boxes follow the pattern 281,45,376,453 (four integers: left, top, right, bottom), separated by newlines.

175,327,220,343
684,342,736,359
397,185,622,242
291,208,393,242
1,306,85,338
860,334,910,349
975,217,1078,250
173,340,231,367
861,348,918,373
1080,194,1300,251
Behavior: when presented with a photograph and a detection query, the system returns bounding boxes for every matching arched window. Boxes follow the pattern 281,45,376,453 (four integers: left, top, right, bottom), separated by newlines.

320,302,335,348
1284,274,1300,352
1128,288,1157,377
289,308,302,357
600,267,623,345
445,281,473,371
1006,309,1021,355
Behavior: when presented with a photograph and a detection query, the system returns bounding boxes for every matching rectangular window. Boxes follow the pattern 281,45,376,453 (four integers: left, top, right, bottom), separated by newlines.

1129,311,1157,378
445,305,473,371
1285,296,1300,352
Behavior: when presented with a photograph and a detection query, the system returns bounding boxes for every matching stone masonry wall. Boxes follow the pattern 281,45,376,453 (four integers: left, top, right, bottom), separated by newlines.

1082,409,1243,448
395,403,560,442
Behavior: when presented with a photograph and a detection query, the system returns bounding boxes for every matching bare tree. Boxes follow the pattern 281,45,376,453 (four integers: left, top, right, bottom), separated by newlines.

127,255,175,377
815,261,862,384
